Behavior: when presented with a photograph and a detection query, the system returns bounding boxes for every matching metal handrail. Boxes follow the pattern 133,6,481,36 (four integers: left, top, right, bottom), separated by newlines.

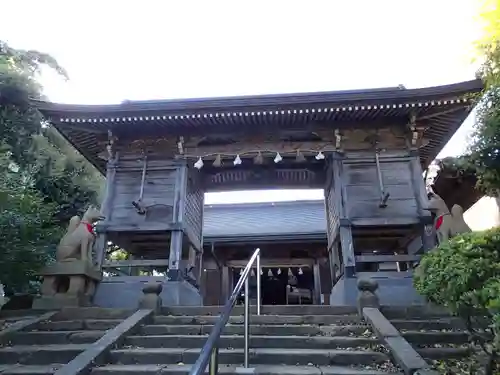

189,247,261,375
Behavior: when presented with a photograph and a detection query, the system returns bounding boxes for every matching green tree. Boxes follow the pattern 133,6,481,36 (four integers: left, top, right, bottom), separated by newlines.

1,41,104,222
0,40,103,294
0,147,61,294
414,229,500,375
470,0,500,195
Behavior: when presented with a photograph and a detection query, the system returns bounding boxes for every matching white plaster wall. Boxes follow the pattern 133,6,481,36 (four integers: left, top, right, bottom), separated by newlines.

463,196,500,231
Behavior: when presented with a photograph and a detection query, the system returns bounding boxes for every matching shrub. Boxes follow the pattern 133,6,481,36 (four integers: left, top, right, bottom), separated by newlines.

414,228,500,374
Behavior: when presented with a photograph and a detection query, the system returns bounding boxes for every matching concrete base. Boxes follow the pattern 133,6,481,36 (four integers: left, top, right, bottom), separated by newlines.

33,260,101,310
330,274,426,306
93,277,202,308
33,294,92,310
38,261,102,281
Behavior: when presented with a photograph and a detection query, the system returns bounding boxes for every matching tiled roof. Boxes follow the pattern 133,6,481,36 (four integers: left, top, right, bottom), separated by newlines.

203,200,327,240
34,80,483,173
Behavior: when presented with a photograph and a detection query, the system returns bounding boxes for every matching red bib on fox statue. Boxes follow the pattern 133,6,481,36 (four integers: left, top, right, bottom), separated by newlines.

82,221,94,235
424,188,471,245
435,215,445,230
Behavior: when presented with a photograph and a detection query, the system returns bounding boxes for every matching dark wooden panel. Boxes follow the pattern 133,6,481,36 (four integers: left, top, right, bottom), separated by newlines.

115,156,181,170
203,269,222,305
184,171,205,250
343,160,418,221
345,162,411,185
108,163,177,230
346,184,415,201
348,200,418,219
324,160,340,250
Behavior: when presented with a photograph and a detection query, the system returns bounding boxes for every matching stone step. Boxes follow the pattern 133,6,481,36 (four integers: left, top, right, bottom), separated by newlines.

7,330,105,345
92,364,400,375
161,306,357,317
153,315,361,326
110,347,389,366
0,315,41,323
402,331,470,345
125,335,379,349
141,324,370,337
53,307,132,321
0,310,48,319
0,314,46,331
390,318,464,331
381,306,451,320
35,319,121,331
0,344,89,365
417,346,473,360
0,364,63,375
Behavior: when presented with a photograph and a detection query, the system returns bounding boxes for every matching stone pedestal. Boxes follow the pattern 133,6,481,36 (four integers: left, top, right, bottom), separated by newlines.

357,278,380,315
33,260,102,310
138,282,163,312
93,278,202,308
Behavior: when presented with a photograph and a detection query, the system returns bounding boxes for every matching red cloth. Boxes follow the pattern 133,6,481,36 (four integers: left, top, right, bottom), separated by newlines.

84,222,94,234
435,215,444,230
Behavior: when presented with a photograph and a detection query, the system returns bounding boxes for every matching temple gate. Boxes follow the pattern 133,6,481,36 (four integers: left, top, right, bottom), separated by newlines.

35,79,482,307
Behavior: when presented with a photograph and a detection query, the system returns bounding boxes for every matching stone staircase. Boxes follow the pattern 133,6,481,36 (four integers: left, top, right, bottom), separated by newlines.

0,308,131,375
92,306,402,375
384,307,476,370
0,305,479,375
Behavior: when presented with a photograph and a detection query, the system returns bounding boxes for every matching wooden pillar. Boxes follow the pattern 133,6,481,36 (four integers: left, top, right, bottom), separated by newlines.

318,257,332,304
339,225,355,276
168,165,188,281
409,156,437,251
197,248,204,286
334,156,356,276
313,261,321,305
221,266,230,303
94,155,117,269
325,155,355,282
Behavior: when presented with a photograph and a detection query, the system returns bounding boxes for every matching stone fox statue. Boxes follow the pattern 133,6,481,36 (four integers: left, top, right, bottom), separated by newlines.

56,205,105,264
424,189,471,245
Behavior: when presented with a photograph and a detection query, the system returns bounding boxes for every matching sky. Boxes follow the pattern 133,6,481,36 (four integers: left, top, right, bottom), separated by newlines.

0,0,482,205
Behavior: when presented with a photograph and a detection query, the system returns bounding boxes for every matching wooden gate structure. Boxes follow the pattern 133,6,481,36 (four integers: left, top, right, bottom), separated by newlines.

35,79,482,307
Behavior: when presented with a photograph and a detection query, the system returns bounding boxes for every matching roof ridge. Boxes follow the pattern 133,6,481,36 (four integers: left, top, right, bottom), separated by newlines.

33,79,482,112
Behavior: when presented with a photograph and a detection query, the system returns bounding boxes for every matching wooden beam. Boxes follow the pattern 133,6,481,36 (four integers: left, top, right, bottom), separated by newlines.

355,254,421,263
357,271,413,279
351,217,420,227
96,222,182,233
102,259,169,268
417,106,465,121
343,152,412,163
226,258,314,268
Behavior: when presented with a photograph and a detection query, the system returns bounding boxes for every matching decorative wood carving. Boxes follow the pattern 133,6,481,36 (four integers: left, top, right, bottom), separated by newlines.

105,124,410,161
203,167,324,189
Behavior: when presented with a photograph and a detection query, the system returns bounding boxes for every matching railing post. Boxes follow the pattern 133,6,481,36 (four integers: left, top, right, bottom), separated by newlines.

209,346,219,375
244,277,250,368
256,249,261,316
188,247,260,375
